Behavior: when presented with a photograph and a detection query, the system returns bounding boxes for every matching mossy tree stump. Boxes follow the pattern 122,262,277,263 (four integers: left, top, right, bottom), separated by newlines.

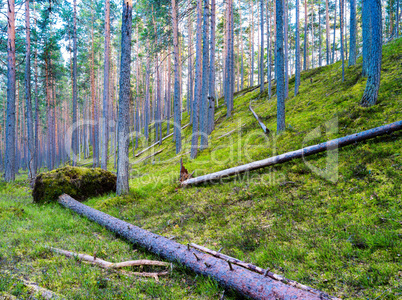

32,166,117,203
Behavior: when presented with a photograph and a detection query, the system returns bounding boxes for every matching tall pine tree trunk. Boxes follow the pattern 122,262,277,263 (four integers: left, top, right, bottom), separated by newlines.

208,0,216,134
25,0,35,179
295,0,301,95
260,0,264,93
361,0,382,107
284,0,288,98
250,0,255,87
362,0,372,76
101,0,110,170
349,0,357,65
190,0,203,159
340,0,345,81
267,0,272,98
200,0,210,150
91,10,99,167
325,0,330,65
276,0,285,132
303,0,308,70
172,0,182,153
34,5,39,173
332,0,337,64
144,40,150,141
72,0,78,165
116,0,133,195
5,0,15,182
318,1,322,66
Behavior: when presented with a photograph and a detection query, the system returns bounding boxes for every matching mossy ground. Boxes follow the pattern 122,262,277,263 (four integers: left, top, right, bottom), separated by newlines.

1,38,402,299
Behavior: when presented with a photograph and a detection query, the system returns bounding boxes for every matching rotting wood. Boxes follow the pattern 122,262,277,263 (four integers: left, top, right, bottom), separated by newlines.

49,247,169,280
249,103,270,134
135,123,190,157
132,148,164,165
3,270,66,300
22,279,65,300
58,194,335,300
182,120,402,186
189,243,334,298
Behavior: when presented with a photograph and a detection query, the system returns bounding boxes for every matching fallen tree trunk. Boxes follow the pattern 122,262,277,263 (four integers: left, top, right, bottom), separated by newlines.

58,194,330,300
249,104,270,134
182,120,402,186
132,148,164,165
189,243,328,297
136,123,190,157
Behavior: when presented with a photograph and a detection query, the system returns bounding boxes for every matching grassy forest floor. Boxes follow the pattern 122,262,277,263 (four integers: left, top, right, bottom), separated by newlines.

1,38,402,299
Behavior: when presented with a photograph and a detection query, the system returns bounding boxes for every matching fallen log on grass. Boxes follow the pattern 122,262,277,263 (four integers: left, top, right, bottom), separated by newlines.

49,247,169,280
132,148,165,165
58,194,333,300
249,103,270,134
189,243,329,297
135,123,190,157
182,120,402,186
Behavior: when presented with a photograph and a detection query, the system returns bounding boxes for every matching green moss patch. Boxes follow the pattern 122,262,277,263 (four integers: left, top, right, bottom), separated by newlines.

32,166,116,203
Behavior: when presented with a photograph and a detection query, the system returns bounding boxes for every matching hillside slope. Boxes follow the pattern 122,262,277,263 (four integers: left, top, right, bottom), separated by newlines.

1,38,401,299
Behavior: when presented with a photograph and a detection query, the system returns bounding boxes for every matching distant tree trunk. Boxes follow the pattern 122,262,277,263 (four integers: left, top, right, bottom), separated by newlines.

362,0,372,77
267,0,272,98
224,0,234,117
144,41,150,141
239,0,244,91
167,45,172,133
199,0,210,150
34,6,39,173
303,0,308,70
187,18,193,123
72,0,78,166
25,0,34,179
311,1,314,68
348,0,357,65
276,0,285,132
397,0,400,37
116,0,133,195
5,0,15,182
360,0,382,107
332,0,337,64
340,0,345,81
190,0,203,159
101,0,110,170
250,0,255,86
318,1,322,67
260,0,264,93
325,0,330,65
208,0,216,134
284,0,288,98
172,0,181,153
91,11,99,167
295,0,301,95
